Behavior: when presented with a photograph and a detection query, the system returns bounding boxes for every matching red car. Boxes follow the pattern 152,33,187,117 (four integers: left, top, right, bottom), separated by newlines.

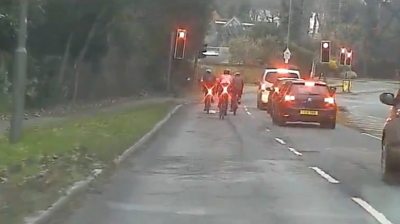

270,80,337,129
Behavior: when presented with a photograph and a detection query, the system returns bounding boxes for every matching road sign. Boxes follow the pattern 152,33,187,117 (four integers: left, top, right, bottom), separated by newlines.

283,48,291,64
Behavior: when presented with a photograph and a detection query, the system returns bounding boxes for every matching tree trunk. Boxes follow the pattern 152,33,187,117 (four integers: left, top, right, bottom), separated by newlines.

58,33,73,85
72,8,106,103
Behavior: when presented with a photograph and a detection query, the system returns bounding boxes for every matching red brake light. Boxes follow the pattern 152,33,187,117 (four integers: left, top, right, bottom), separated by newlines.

277,68,289,74
284,95,295,101
305,81,315,87
324,97,335,104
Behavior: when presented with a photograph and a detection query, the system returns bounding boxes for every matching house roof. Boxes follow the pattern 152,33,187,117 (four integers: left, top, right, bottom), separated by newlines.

214,16,254,27
212,10,223,21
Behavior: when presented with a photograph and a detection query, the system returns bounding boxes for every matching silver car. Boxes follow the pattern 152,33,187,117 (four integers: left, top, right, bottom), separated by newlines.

379,91,400,179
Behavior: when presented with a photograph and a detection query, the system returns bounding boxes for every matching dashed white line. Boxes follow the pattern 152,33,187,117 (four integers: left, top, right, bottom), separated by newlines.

352,197,393,224
362,133,382,141
243,105,252,115
367,115,384,120
309,167,340,184
265,128,271,132
274,138,286,145
288,147,302,156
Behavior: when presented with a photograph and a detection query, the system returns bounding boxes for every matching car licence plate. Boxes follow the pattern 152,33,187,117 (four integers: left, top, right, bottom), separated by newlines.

300,110,318,116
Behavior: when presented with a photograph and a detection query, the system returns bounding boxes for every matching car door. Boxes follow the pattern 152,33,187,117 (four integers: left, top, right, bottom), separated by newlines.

385,95,400,147
274,82,290,108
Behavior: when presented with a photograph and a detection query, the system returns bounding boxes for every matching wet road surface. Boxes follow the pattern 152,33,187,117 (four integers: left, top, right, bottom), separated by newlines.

53,89,399,224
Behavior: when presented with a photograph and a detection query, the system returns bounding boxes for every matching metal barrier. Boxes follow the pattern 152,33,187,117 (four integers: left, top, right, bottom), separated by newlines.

328,80,352,93
342,79,352,93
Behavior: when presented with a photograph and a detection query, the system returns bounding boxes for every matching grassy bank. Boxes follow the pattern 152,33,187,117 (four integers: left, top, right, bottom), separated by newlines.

0,101,174,223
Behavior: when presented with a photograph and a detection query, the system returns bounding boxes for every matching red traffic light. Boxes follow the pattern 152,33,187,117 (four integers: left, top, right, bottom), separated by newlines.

346,51,352,58
174,29,187,59
345,50,353,66
177,29,187,39
321,41,331,63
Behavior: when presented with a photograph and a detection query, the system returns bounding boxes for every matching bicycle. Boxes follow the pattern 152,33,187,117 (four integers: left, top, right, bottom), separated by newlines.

204,85,214,114
218,83,230,120
231,91,239,116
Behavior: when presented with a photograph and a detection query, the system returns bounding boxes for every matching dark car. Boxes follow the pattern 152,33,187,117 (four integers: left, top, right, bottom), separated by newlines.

266,77,301,114
271,80,337,129
379,91,400,179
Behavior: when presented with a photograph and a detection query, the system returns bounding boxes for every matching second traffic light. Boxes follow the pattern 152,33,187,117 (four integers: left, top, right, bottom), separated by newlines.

320,41,331,63
174,29,187,59
339,48,346,65
345,50,352,66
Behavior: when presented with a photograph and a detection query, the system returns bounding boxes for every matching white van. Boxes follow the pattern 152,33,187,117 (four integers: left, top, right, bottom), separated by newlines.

257,68,301,110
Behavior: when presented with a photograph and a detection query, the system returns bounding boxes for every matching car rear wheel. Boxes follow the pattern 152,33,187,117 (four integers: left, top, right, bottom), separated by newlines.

272,108,285,126
321,119,336,129
381,142,397,181
266,103,271,114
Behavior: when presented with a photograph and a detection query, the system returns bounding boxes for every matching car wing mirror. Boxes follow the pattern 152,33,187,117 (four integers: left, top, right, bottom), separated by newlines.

329,87,337,95
379,93,395,106
266,87,274,92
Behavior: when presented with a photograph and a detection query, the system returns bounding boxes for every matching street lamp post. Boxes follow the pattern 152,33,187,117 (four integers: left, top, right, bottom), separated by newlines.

286,0,293,48
9,0,29,143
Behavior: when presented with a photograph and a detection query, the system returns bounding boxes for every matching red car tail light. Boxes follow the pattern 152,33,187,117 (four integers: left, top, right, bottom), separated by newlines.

324,97,335,104
284,95,295,101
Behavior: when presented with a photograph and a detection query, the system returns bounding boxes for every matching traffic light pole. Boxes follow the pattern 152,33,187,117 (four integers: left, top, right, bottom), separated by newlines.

166,31,175,93
10,0,29,143
193,56,199,88
286,0,293,48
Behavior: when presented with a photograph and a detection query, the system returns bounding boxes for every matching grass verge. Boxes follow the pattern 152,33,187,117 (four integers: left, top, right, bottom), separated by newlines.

0,101,174,223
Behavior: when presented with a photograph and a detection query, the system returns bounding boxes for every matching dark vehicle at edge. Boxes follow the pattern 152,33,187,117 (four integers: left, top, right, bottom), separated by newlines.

379,91,400,180
271,80,337,129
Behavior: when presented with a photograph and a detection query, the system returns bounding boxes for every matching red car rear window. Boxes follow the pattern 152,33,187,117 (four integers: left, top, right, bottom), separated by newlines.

265,73,299,83
289,83,329,95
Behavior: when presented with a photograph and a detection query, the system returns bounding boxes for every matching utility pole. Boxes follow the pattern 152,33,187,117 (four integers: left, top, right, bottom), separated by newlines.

338,0,342,23
166,31,175,93
193,56,199,89
10,0,29,143
286,0,293,48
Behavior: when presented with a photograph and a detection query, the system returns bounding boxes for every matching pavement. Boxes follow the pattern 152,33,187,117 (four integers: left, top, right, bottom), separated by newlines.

333,79,399,138
46,85,400,224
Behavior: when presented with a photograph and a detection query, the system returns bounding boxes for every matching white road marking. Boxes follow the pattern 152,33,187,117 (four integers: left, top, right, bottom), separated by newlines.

288,147,302,156
309,167,340,184
274,138,286,145
265,128,271,132
367,115,384,120
352,197,393,224
362,133,382,141
246,111,252,115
